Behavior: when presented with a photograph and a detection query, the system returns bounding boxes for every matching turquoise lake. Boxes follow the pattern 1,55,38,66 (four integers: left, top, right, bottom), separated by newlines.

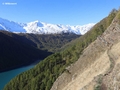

0,61,39,90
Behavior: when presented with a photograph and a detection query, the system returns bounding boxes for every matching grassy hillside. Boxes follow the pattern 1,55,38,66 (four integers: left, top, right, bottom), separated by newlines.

3,9,118,90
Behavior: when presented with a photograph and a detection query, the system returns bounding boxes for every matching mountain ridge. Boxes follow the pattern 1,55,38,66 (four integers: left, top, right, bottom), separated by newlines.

0,17,95,35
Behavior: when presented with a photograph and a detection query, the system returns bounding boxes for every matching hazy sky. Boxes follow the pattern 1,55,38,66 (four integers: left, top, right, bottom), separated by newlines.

0,0,120,25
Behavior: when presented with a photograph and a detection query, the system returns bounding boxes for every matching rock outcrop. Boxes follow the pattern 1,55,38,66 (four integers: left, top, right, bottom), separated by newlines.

51,10,120,90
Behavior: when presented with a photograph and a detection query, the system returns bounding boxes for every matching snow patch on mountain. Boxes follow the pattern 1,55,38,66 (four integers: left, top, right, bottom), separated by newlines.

0,17,95,35
0,24,7,30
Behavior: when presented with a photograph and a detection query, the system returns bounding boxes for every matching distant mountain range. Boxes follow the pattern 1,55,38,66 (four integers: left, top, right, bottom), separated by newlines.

0,17,95,35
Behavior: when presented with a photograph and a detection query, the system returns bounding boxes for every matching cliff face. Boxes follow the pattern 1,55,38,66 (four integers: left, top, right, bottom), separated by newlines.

51,11,120,90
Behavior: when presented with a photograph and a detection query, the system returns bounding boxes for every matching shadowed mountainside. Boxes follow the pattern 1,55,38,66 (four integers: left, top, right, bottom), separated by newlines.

18,33,80,52
0,31,52,72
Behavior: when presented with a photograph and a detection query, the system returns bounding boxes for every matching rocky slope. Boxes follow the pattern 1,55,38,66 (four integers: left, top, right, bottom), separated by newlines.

51,10,120,90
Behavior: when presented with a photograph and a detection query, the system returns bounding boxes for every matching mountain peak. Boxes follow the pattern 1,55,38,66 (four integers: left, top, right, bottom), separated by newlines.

34,20,39,22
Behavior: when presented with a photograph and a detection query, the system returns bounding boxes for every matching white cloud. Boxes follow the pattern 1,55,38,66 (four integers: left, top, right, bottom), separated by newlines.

2,2,17,5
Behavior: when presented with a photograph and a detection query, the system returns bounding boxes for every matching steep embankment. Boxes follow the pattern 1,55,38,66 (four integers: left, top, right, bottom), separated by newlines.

51,10,120,90
101,42,120,90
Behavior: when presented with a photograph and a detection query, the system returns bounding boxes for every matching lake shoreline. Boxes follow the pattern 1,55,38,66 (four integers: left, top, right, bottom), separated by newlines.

0,61,40,90
0,59,42,73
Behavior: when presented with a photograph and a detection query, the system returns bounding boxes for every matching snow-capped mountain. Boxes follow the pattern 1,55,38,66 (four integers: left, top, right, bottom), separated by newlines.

0,18,26,33
0,17,95,35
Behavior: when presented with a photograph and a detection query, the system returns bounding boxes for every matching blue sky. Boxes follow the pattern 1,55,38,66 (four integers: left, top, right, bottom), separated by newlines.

0,0,120,25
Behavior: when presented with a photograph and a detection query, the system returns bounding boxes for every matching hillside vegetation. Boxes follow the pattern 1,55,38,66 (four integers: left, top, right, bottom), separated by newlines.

0,31,79,72
19,33,80,52
3,9,118,90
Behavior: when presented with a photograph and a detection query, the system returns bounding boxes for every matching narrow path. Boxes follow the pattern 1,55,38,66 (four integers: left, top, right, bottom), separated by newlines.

105,45,115,75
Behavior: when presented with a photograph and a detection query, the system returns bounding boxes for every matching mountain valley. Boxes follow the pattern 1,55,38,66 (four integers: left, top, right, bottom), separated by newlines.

1,8,120,90
0,30,81,72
